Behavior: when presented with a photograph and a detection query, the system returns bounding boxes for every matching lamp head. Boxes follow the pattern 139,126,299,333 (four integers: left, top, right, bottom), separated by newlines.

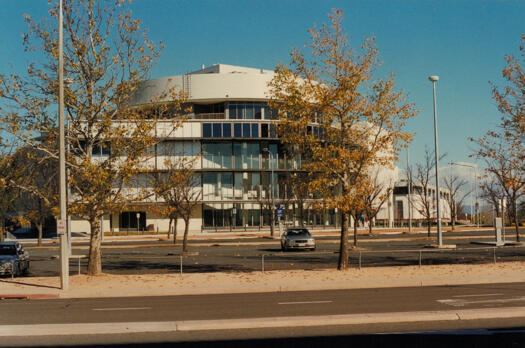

428,75,439,82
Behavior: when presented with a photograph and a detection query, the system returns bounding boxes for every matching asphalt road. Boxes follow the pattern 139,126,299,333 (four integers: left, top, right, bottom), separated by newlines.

3,283,525,346
16,228,525,277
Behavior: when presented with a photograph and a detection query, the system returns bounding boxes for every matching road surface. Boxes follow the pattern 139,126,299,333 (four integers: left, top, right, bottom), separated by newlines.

2,282,525,346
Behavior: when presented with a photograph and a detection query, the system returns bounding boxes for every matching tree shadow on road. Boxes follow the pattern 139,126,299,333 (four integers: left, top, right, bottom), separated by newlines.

0,278,60,289
100,260,254,274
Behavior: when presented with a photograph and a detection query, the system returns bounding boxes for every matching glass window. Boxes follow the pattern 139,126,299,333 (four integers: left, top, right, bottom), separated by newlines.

228,104,237,119
203,173,218,200
237,104,244,119
254,103,262,119
92,145,101,156
250,173,260,199
263,105,277,120
234,123,242,137
203,123,212,138
213,123,222,138
269,144,277,169
233,143,243,169
223,123,231,138
251,124,259,138
245,104,254,119
242,123,250,138
101,142,110,156
119,212,146,231
234,172,243,199
261,124,268,138
241,142,249,169
203,142,232,169
203,204,214,227
221,172,233,200
247,143,260,169
269,124,277,138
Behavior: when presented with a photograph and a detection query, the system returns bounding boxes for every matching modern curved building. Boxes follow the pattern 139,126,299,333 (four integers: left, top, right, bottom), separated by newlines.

72,64,399,235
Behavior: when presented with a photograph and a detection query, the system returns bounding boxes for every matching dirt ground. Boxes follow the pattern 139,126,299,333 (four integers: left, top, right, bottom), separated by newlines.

2,261,525,299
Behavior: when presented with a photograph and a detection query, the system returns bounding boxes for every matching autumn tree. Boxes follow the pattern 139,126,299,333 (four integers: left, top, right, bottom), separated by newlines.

473,35,525,242
411,147,445,237
0,0,186,275
475,138,524,241
362,169,393,235
269,9,416,270
151,155,201,252
480,179,504,219
443,170,471,231
16,148,58,246
0,148,25,242
284,168,313,227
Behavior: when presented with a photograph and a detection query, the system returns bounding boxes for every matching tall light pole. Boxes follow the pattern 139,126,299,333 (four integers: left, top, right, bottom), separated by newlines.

58,0,69,289
407,148,413,234
429,75,442,247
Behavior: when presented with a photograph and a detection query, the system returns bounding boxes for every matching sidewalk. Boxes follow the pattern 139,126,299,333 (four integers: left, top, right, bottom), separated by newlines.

1,261,525,300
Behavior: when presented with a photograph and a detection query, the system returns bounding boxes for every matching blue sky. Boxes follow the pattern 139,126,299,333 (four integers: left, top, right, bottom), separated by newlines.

1,0,524,169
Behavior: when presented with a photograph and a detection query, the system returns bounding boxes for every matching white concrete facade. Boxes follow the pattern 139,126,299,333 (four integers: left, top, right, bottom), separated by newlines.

71,64,401,234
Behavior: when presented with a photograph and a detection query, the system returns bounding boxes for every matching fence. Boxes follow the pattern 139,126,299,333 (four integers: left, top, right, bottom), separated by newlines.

28,244,525,276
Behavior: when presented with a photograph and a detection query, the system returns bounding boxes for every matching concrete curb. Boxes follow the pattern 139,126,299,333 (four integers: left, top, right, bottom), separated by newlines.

1,306,525,336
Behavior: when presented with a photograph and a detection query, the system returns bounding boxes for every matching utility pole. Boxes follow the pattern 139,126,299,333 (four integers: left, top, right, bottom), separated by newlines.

58,0,69,290
407,148,412,234
429,75,442,247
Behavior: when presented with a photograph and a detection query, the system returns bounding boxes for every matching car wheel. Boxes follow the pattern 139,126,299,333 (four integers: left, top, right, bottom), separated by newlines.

14,263,20,277
22,263,29,276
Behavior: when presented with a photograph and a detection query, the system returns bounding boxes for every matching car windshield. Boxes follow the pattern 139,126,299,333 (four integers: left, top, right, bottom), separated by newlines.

286,229,310,236
0,245,16,256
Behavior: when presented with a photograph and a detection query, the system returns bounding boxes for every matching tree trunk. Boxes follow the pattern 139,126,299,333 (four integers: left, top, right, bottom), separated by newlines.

353,213,359,247
514,202,520,243
37,222,43,246
182,217,190,252
0,214,4,242
167,218,172,239
173,217,178,245
299,201,304,227
427,217,431,237
87,218,102,275
368,216,373,235
269,205,275,237
337,211,349,270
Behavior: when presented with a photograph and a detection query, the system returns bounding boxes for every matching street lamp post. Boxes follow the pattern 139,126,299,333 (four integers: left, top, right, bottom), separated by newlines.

407,148,413,234
429,75,442,247
58,0,69,290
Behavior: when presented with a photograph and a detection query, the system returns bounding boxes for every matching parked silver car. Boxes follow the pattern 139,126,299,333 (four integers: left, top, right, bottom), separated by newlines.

0,242,30,277
281,228,316,251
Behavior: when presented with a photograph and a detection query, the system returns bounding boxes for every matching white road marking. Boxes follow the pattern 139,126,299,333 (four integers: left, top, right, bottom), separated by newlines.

437,296,525,307
452,293,503,298
92,307,151,311
278,300,332,305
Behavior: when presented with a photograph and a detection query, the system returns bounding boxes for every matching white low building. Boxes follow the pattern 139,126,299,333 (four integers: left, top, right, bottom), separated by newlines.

393,180,451,225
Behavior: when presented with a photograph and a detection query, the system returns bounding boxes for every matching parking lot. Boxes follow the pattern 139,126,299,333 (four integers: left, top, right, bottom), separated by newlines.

9,228,523,277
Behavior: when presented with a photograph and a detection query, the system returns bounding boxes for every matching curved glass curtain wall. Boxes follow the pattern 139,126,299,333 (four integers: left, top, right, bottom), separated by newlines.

160,100,334,229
